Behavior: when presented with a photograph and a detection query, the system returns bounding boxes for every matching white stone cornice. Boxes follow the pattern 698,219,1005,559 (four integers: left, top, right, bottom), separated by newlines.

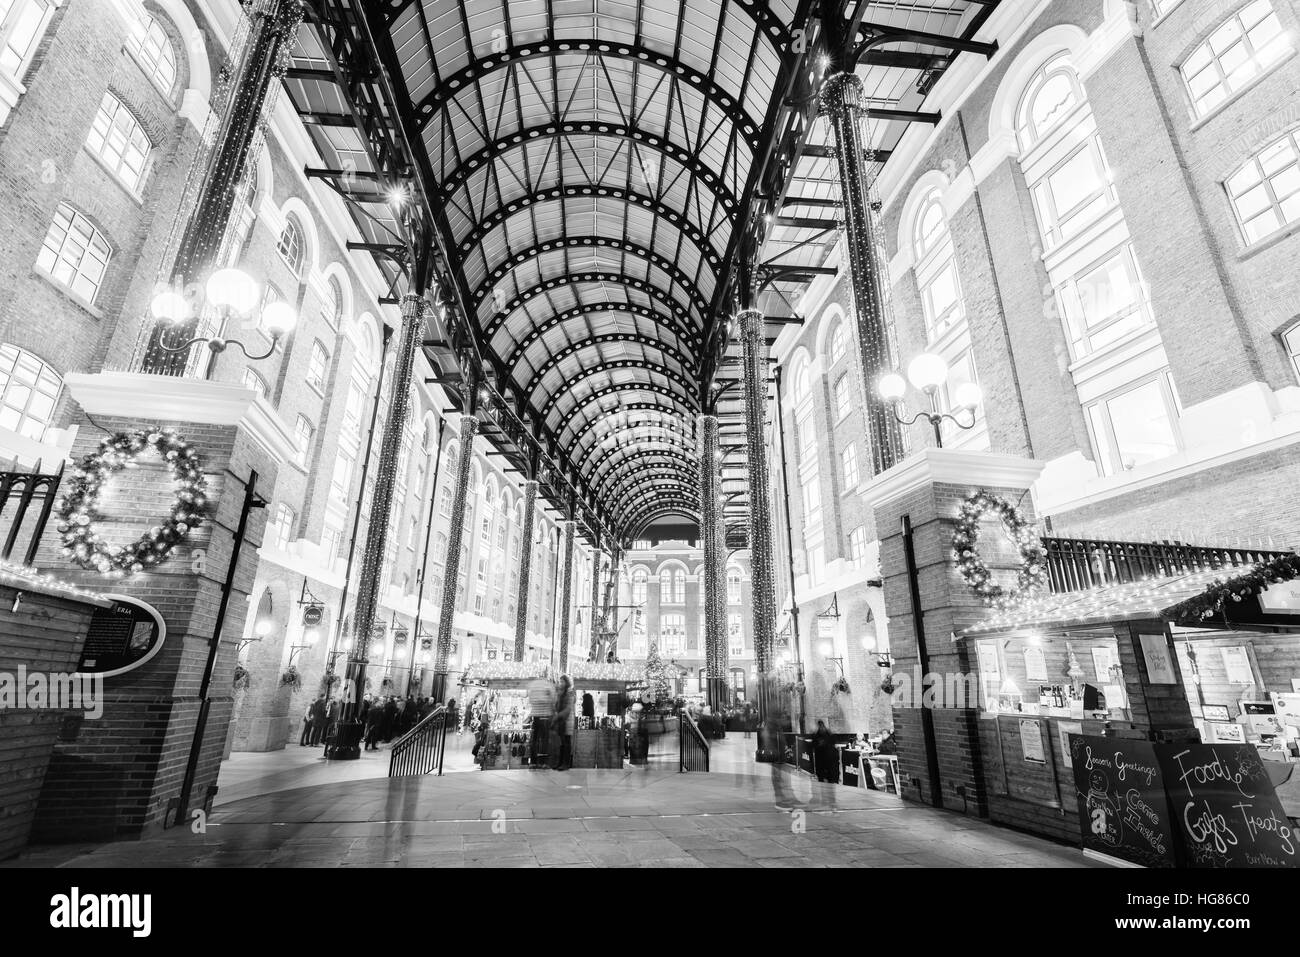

860,447,1047,509
1076,1,1143,80
65,371,298,468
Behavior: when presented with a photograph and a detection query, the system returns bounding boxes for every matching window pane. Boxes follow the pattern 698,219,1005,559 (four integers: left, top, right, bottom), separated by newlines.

1105,380,1178,471
1048,149,1104,218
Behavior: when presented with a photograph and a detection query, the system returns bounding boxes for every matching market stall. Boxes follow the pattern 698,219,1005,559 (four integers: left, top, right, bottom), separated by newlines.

568,661,647,769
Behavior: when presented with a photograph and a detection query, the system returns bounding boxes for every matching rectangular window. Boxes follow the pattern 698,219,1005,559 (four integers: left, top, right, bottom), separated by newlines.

840,444,859,490
1031,142,1113,248
833,374,853,421
243,368,266,397
1085,373,1181,476
920,258,963,338
801,477,821,525
438,484,451,516
849,526,868,564
269,503,294,551
1283,324,1300,383
797,411,815,460
293,414,313,468
343,379,366,438
728,614,744,658
1226,130,1300,244
320,523,342,569
307,341,329,392
1181,1,1289,118
660,614,686,655
1058,245,1150,358
331,450,354,502
0,0,53,78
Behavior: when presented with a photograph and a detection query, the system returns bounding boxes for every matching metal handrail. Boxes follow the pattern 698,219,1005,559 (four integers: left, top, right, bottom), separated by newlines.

388,705,449,777
678,712,710,773
1040,536,1290,593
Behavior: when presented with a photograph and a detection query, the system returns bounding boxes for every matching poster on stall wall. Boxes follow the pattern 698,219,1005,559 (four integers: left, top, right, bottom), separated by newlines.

1068,734,1176,868
1221,646,1255,686
1155,743,1298,868
1270,692,1300,733
977,642,1000,705
1204,722,1245,744
1091,646,1114,682
1138,633,1177,684
1024,645,1048,681
1241,701,1284,740
1019,719,1046,764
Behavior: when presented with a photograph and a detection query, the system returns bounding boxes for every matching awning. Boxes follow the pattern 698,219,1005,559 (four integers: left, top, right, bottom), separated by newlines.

957,554,1300,639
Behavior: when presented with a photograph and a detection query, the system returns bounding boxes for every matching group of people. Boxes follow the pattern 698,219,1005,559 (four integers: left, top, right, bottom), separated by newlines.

299,693,442,751
515,674,576,770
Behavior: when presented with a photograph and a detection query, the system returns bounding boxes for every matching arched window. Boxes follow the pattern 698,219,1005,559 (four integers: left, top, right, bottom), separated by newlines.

86,93,152,192
0,343,61,440
1180,2,1287,119
434,531,448,563
631,568,648,605
828,322,847,365
661,567,685,604
726,567,742,605
36,204,111,304
913,189,964,340
130,14,178,93
323,275,344,327
306,340,329,391
1227,129,1300,244
1016,54,1082,151
242,367,266,397
791,354,811,402
277,214,306,276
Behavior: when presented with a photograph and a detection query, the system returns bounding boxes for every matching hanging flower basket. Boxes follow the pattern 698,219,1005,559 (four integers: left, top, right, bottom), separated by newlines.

880,676,897,695
279,665,302,691
319,672,339,695
831,676,850,697
232,664,250,691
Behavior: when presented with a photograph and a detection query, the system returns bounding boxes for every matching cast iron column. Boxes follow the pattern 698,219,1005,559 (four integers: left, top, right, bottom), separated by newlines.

329,292,425,758
698,413,727,710
738,308,777,723
432,408,479,700
512,478,538,661
142,0,304,374
557,519,576,673
822,72,903,475
587,538,603,661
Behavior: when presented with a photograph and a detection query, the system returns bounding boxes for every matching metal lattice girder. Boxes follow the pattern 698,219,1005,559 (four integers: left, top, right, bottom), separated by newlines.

438,121,742,223
540,365,700,422
521,334,698,398
416,40,768,149
485,274,703,344
474,237,714,317
591,446,700,497
556,384,700,448
573,428,698,482
607,477,701,511
457,185,728,275
621,499,704,533
567,404,694,456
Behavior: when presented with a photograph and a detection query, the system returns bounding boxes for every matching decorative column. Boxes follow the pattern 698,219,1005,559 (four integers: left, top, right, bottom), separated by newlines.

432,409,479,700
822,72,903,476
603,547,621,660
739,309,777,720
142,0,305,375
699,413,727,710
557,519,576,673
326,293,424,759
512,479,538,661
587,541,603,661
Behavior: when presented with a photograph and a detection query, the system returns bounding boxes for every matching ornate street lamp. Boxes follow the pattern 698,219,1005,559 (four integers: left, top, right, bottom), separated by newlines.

150,267,298,361
877,352,982,449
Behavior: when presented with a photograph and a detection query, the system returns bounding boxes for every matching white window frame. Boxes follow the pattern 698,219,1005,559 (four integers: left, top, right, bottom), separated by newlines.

0,0,56,88
1179,1,1290,120
0,342,60,440
242,368,266,397
848,526,868,564
1056,244,1154,360
726,568,742,605
293,414,313,469
269,503,295,551
306,340,329,392
128,13,178,97
277,215,306,276
841,443,859,490
828,322,846,365
1083,371,1183,477
35,203,111,305
1225,128,1300,245
85,92,152,194
913,189,966,341
833,373,853,421
1282,322,1300,383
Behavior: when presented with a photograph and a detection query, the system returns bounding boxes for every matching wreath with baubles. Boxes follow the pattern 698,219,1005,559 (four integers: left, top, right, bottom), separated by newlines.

951,489,1047,609
58,429,207,576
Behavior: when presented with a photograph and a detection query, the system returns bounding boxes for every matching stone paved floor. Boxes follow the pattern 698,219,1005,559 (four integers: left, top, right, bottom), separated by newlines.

8,756,1099,868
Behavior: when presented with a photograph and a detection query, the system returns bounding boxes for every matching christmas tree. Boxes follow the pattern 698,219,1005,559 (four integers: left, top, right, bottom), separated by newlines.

644,641,673,705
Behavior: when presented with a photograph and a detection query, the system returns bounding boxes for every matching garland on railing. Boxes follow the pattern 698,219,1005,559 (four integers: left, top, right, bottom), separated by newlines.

1164,553,1300,621
952,490,1047,610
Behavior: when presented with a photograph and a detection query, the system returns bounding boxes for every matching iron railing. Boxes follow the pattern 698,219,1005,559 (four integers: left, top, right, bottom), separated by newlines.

0,463,63,565
388,705,449,777
679,713,710,772
1042,536,1291,593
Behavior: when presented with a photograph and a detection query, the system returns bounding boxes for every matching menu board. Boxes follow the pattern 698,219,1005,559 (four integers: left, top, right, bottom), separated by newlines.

1156,743,1298,868
1069,734,1177,868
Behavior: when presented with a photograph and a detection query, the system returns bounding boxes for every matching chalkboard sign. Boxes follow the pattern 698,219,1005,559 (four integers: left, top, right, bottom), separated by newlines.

74,595,165,678
1156,743,1298,868
1069,734,1177,868
842,750,860,787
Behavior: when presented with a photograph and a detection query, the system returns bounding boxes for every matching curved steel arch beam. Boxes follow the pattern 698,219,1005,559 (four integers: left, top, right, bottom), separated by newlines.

438,121,742,223
602,470,700,511
617,490,702,524
628,507,703,537
540,363,700,421
484,273,705,339
522,334,697,400
607,485,700,521
554,383,699,447
456,185,726,275
568,404,694,460
608,471,701,515
573,424,696,482
590,445,699,497
415,37,775,148
477,236,716,319
619,498,703,534
504,308,695,375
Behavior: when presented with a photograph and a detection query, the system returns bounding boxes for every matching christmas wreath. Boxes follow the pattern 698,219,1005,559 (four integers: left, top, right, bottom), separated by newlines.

952,490,1047,609
58,430,207,575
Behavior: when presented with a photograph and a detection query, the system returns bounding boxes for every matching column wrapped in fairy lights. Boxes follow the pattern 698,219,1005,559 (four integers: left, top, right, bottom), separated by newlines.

338,292,424,746
142,0,304,375
588,543,603,661
512,479,538,662
738,309,777,679
434,411,480,688
557,520,577,672
603,547,621,660
822,72,904,475
698,413,726,704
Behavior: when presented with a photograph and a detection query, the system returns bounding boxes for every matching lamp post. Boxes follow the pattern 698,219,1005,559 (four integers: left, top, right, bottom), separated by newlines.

151,267,298,361
877,353,982,449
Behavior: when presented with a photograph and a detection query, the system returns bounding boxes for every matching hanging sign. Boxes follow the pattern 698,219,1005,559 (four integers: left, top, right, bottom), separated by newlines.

75,595,166,679
1023,646,1047,681
1138,633,1177,685
301,604,325,628
419,635,433,652
393,628,409,646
